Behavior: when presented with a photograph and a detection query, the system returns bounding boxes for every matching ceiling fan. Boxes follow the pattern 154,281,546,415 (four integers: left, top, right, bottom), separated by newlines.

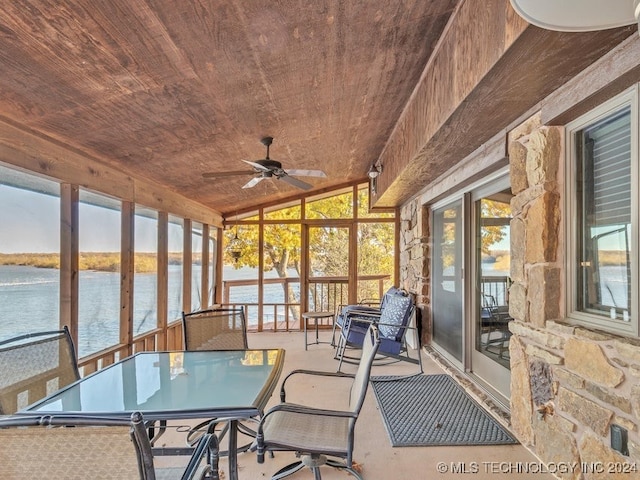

202,136,326,190
509,0,640,32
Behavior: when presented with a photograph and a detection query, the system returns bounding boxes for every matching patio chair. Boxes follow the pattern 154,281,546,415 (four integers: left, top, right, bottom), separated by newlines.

0,411,219,480
254,324,381,480
334,289,422,374
182,306,248,351
0,326,80,415
182,306,257,452
480,294,512,359
331,286,400,346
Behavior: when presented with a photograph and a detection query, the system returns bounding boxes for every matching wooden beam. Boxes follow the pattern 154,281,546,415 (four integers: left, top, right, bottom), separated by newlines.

120,201,135,355
542,34,640,125
60,184,79,344
201,223,210,309
157,211,168,350
182,219,192,314
0,118,222,226
373,0,635,207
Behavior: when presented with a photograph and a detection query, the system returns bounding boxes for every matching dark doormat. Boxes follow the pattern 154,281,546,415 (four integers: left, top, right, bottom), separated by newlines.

370,374,518,447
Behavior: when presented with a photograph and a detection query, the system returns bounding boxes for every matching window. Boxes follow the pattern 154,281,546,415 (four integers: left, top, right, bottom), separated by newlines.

134,206,158,336
191,221,203,311
567,88,638,336
0,166,60,341
78,190,121,356
167,215,184,321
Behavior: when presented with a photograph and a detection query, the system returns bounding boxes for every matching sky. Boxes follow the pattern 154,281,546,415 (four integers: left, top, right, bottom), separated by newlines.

0,184,180,254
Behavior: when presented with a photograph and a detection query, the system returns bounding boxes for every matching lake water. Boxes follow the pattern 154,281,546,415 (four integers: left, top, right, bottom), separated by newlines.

1,263,628,356
0,264,299,356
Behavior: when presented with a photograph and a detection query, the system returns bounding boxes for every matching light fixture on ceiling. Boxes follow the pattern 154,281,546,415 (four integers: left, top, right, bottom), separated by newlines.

368,163,383,179
509,0,640,33
227,217,243,263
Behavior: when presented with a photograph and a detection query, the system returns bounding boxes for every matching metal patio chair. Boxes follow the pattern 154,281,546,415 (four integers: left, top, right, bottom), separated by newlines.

255,324,381,480
334,289,422,374
0,326,80,415
331,286,400,347
0,412,219,480
182,306,258,452
182,306,248,352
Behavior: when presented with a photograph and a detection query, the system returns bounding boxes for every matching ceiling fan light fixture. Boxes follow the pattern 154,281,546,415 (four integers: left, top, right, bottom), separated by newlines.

509,0,640,32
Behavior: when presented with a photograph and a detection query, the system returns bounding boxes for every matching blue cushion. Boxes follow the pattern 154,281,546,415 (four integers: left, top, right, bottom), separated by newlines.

378,293,413,340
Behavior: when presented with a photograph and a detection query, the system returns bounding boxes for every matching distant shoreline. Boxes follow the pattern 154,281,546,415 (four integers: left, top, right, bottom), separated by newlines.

0,253,191,273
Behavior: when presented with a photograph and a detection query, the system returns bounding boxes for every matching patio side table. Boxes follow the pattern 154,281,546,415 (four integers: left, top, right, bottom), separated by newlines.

302,311,334,350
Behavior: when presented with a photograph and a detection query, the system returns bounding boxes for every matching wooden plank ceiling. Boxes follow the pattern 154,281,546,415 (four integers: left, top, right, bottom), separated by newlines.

0,0,459,215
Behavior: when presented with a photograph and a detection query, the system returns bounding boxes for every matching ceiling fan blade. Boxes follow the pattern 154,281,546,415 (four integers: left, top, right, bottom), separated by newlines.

241,159,271,172
279,174,312,190
242,176,264,189
285,169,327,178
202,170,254,178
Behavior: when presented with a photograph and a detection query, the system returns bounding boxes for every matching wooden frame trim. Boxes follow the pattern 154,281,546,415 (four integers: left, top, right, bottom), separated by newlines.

157,212,169,350
0,119,222,227
182,219,192,314
60,184,79,344
542,34,640,126
120,201,135,355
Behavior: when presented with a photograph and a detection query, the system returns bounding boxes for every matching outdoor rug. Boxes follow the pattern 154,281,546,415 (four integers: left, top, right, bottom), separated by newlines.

370,374,518,447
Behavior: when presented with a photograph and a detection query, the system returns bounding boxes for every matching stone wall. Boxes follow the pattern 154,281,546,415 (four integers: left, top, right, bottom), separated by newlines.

508,115,640,479
399,199,430,343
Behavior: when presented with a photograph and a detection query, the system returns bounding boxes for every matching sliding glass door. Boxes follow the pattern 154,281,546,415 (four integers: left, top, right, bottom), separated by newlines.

471,180,513,402
431,200,464,365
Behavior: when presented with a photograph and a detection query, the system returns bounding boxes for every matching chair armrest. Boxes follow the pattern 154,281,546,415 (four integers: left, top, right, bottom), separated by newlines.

280,369,354,402
263,402,357,420
343,307,381,316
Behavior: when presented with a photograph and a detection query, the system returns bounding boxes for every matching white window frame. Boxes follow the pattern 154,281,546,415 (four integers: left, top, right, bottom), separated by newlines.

565,86,639,337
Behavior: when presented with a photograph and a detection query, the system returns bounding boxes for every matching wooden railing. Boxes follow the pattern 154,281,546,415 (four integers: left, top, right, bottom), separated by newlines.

481,275,511,306
223,274,390,331
77,275,390,374
78,320,183,376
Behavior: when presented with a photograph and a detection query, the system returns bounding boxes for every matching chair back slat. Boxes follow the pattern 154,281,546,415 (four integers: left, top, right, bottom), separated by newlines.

0,414,153,480
349,325,380,413
0,327,79,414
182,307,248,351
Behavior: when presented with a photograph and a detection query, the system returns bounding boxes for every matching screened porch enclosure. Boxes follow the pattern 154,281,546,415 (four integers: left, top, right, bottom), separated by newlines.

220,186,396,332
0,173,396,370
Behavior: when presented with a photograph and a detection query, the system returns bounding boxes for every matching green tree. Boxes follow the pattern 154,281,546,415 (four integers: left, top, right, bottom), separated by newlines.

223,189,395,310
480,198,511,255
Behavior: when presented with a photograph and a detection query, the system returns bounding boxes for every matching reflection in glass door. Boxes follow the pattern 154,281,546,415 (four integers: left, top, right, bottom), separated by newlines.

472,185,513,401
432,200,463,364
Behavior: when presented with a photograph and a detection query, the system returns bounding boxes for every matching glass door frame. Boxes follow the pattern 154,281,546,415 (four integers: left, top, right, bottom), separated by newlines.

468,175,512,406
430,196,465,370
427,169,512,406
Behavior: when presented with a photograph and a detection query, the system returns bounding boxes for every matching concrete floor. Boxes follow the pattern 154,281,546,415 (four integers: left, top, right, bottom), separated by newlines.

158,330,556,480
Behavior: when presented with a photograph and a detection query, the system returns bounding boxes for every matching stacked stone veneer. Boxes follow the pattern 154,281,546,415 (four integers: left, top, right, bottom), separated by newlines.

509,115,640,479
399,200,429,341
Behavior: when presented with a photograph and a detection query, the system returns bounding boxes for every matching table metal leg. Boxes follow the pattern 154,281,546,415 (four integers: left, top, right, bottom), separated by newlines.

228,419,239,480
304,317,308,350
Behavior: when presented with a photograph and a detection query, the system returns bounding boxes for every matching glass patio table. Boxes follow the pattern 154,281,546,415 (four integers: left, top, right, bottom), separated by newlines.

18,349,285,480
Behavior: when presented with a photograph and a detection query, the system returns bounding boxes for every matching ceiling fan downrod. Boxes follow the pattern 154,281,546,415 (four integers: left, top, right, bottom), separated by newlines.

261,136,273,159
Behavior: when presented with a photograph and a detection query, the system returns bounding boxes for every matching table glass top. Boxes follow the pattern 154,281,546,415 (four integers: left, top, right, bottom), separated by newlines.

24,349,283,417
